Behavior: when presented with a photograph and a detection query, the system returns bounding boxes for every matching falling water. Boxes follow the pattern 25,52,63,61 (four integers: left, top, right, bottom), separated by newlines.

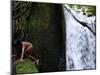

63,5,96,70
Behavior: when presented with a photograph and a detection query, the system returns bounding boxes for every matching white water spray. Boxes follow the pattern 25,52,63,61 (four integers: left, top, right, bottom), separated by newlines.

63,5,96,70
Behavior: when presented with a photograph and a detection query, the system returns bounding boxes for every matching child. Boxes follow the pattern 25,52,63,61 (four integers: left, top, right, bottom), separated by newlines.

15,40,39,65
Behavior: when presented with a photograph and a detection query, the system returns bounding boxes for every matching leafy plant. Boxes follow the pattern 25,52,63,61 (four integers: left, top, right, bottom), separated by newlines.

67,4,96,16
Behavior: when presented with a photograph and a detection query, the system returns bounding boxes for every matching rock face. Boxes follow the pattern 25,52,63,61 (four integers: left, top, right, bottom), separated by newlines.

12,1,66,73
64,6,96,70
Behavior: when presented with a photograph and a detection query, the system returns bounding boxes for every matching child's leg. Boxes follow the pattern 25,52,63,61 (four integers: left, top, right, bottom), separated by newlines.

29,55,39,65
24,49,32,58
25,47,39,65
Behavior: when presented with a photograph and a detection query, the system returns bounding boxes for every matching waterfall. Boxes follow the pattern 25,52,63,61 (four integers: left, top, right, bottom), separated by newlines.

63,5,96,70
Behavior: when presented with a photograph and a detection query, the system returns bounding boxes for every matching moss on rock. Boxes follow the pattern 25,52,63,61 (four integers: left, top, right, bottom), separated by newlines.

16,59,38,74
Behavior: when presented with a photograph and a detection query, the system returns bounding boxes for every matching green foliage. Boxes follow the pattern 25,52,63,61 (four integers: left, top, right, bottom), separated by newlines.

67,4,96,16
83,6,96,16
16,59,38,74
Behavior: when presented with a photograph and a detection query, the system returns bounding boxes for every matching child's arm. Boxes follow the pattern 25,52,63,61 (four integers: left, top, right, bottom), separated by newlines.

19,44,25,60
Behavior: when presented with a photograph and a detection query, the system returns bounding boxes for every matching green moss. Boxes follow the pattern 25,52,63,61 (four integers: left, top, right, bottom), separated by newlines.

16,59,38,74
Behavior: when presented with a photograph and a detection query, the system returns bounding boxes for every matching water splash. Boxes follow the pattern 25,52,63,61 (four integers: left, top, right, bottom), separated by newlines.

63,5,96,70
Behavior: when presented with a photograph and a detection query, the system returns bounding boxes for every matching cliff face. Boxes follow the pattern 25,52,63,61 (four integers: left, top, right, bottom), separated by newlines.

12,1,66,72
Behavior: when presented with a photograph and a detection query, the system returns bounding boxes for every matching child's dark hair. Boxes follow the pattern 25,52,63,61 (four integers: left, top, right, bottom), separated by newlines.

13,31,21,46
13,30,24,59
12,29,26,48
